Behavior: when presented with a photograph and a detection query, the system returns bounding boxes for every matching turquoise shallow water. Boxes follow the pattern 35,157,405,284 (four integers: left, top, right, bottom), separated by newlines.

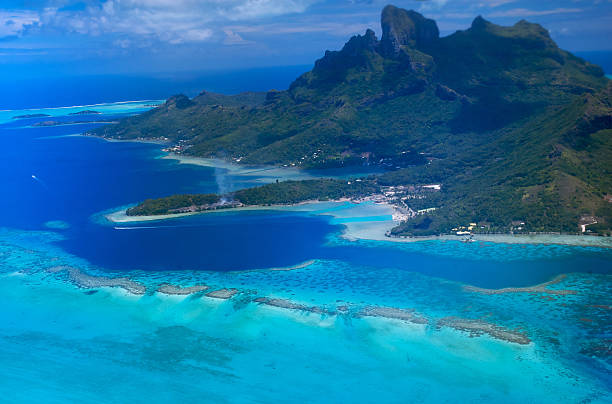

0,229,610,403
0,102,611,402
0,100,162,124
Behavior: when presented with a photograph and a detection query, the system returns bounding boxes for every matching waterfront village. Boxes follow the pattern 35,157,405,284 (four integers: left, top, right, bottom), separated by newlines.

370,184,493,237
373,184,598,236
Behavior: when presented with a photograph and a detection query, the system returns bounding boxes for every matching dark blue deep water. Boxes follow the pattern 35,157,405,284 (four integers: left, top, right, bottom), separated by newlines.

0,114,335,270
0,67,310,110
1,108,610,288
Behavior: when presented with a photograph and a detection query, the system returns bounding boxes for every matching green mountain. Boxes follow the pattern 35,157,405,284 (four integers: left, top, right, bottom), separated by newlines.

192,90,266,107
92,5,612,236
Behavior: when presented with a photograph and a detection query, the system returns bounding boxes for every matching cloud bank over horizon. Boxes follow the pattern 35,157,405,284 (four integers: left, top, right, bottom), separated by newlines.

1,0,611,75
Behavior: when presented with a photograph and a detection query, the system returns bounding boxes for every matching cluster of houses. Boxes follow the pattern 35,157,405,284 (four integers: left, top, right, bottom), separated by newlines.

372,184,443,222
161,139,189,153
381,184,441,198
452,223,479,236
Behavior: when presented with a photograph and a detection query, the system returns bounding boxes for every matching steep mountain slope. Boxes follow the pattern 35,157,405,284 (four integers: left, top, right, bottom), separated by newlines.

192,90,266,107
387,81,612,234
92,5,612,235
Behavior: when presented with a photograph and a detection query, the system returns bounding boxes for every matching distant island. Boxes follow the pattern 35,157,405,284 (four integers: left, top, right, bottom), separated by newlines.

34,120,116,127
92,5,612,237
69,110,101,115
12,113,51,119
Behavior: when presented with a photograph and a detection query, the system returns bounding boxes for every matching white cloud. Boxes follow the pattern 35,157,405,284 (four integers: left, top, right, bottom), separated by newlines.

419,0,450,11
178,28,213,43
489,8,583,17
223,29,252,45
32,0,320,45
480,0,517,7
0,10,39,38
223,0,317,20
113,38,131,48
227,21,374,36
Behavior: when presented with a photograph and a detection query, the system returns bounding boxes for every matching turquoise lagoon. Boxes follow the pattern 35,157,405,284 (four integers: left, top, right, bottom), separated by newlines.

0,102,611,402
0,100,163,124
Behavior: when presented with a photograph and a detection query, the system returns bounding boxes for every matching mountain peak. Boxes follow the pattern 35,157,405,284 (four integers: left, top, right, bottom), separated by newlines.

380,5,439,58
305,28,380,82
466,15,552,44
343,28,378,55
470,15,490,30
165,94,195,109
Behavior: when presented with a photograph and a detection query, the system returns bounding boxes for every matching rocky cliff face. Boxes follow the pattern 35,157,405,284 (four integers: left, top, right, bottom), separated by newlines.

164,94,195,110
309,5,440,74
311,29,379,74
379,5,439,58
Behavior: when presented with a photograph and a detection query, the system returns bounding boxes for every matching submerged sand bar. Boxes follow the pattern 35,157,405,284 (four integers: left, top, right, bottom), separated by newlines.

254,297,333,315
464,274,577,295
358,306,428,325
59,267,146,295
157,283,209,295
266,260,316,271
43,265,533,346
205,288,239,299
437,317,531,345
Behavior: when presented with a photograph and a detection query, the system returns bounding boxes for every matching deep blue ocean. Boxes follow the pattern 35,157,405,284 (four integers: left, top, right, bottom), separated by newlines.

0,66,311,110
0,71,611,402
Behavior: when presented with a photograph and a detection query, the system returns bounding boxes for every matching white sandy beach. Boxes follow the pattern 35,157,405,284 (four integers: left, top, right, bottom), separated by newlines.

103,199,612,248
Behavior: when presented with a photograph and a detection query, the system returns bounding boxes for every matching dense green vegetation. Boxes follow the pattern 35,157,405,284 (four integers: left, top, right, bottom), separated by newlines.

389,83,612,236
233,178,379,205
96,5,612,235
126,193,220,216
192,90,266,107
126,179,380,216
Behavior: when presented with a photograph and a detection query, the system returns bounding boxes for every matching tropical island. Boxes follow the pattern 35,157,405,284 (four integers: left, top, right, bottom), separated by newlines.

125,179,381,215
69,110,101,115
92,5,612,237
12,113,51,119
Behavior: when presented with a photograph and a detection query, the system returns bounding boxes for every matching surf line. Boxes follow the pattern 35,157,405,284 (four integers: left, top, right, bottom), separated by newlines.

115,226,173,230
113,224,196,230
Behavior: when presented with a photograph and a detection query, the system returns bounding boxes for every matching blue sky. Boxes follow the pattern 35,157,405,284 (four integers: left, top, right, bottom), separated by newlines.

1,0,611,76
